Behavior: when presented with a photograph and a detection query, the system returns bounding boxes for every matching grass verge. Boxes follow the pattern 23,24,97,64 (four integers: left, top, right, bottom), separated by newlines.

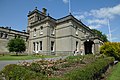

107,62,120,80
0,54,57,60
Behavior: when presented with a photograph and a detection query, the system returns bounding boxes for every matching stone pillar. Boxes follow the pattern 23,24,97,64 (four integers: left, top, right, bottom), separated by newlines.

94,39,100,54
80,41,85,55
92,44,95,54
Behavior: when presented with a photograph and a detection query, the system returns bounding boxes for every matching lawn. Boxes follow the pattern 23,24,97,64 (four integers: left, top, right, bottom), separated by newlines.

0,54,57,60
107,62,120,80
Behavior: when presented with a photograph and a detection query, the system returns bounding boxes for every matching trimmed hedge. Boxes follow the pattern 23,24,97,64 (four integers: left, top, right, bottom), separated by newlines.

50,57,114,80
100,42,120,60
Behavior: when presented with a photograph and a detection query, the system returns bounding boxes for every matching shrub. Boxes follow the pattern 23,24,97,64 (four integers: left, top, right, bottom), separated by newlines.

50,57,114,80
65,57,114,80
100,42,120,60
29,63,42,73
1,64,47,80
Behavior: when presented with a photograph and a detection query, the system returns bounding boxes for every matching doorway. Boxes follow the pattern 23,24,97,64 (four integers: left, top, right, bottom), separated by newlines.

84,40,94,54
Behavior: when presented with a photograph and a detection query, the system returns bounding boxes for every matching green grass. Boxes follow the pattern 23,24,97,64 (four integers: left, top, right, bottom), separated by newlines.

107,62,120,80
0,54,57,60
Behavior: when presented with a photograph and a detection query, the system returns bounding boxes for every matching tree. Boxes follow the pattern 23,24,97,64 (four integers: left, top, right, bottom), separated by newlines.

100,42,120,60
92,29,108,42
7,38,26,55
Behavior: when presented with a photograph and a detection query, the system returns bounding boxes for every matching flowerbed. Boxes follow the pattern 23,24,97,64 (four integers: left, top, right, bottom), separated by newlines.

0,54,115,80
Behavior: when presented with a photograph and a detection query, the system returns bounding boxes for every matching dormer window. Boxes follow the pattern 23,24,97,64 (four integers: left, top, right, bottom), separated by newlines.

33,28,36,37
40,26,43,35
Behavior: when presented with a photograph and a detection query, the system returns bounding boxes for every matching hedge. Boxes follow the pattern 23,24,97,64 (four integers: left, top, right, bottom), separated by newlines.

50,57,114,80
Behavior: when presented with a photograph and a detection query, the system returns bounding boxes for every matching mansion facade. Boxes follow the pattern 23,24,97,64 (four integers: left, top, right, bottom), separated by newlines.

0,8,103,55
27,8,103,55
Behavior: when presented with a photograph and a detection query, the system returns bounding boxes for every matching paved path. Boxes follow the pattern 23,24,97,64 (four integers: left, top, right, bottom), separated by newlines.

0,56,67,71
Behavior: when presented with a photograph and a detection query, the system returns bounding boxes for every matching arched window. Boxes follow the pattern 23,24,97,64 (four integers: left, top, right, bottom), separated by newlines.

40,26,43,35
33,28,36,37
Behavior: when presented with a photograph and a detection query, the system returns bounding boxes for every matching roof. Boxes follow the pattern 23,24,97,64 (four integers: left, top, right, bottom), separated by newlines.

0,27,29,35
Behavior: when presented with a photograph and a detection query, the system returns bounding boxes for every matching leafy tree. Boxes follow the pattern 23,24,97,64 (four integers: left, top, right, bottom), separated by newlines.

100,42,120,60
92,29,108,42
7,38,26,55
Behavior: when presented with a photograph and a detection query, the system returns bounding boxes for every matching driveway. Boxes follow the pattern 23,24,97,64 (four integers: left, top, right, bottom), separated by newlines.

0,56,67,71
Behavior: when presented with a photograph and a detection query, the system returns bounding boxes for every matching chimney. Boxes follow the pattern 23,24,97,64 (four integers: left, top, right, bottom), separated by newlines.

42,8,47,15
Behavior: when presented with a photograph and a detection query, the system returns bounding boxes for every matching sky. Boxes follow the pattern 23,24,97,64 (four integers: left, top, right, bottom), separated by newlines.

0,0,120,42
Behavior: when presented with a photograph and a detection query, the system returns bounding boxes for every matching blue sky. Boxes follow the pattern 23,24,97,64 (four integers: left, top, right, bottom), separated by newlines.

0,0,120,42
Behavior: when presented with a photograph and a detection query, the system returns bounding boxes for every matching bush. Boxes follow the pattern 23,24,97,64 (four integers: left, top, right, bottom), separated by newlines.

100,42,120,60
1,64,47,80
50,57,114,80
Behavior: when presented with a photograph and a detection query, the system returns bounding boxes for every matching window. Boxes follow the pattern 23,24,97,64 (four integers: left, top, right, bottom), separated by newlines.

33,28,36,37
76,41,78,51
76,27,78,36
33,42,35,51
18,35,20,38
15,35,17,39
0,32,3,38
40,26,43,35
51,27,55,35
36,42,39,51
40,41,42,50
5,33,8,39
51,41,54,51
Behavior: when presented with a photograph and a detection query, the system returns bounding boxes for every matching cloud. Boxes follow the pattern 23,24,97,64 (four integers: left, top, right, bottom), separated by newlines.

88,24,102,29
63,0,69,4
90,4,120,19
74,15,85,20
73,4,120,30
87,19,108,25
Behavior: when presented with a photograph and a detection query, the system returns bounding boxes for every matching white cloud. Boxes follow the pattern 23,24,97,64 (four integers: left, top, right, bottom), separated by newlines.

87,19,108,25
88,24,102,29
63,0,69,4
74,15,85,20
73,4,120,31
90,4,120,19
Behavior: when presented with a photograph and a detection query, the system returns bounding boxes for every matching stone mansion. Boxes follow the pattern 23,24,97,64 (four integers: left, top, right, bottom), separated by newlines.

0,7,103,55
